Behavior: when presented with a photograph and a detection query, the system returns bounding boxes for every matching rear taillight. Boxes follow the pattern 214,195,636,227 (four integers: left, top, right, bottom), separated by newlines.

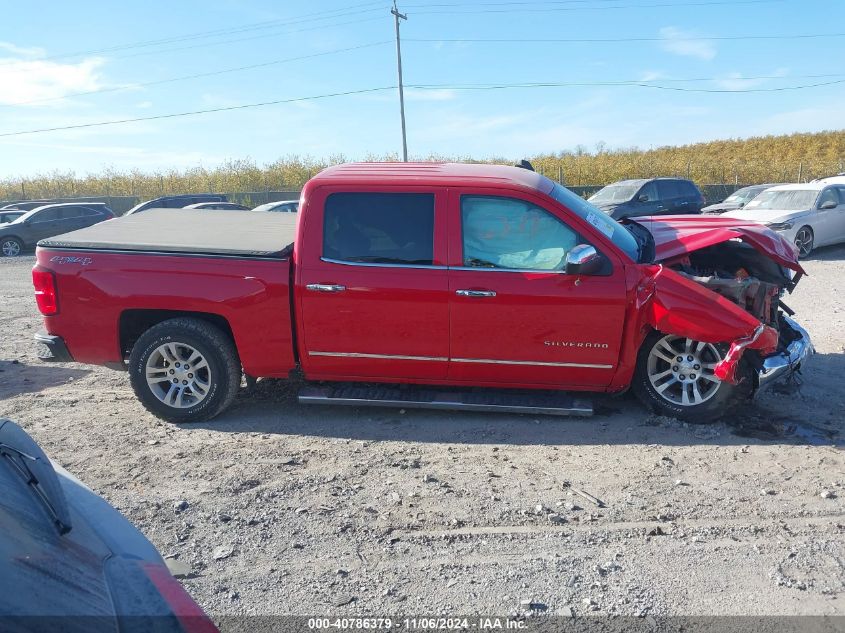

32,266,58,315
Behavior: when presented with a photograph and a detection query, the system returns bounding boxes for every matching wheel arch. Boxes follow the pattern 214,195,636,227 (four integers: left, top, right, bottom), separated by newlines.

1,234,24,248
119,309,234,359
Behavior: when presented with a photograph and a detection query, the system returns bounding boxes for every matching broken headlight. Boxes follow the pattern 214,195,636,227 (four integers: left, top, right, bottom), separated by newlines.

766,221,794,231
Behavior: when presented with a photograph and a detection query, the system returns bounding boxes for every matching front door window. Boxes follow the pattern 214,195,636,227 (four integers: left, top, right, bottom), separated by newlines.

461,195,579,271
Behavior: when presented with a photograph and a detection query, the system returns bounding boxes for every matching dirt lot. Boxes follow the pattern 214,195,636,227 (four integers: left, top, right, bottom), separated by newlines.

1,248,843,620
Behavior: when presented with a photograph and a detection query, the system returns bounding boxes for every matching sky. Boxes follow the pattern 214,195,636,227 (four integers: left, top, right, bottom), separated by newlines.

0,0,844,177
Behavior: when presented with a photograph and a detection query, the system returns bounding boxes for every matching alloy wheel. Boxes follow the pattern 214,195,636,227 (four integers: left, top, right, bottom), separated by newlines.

145,342,211,408
794,228,813,258
646,335,723,407
1,240,21,257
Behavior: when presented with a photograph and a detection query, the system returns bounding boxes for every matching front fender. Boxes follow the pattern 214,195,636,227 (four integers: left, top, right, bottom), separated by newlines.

639,265,778,384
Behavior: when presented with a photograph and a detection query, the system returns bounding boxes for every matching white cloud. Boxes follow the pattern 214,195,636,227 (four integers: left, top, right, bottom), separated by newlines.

659,27,716,61
0,41,45,58
713,68,788,91
0,55,105,106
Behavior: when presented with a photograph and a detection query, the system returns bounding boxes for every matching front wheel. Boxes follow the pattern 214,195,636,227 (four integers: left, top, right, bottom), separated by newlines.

794,226,814,259
632,332,742,424
128,318,241,423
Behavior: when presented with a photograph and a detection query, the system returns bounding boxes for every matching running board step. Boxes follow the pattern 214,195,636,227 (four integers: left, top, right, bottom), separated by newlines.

298,385,592,417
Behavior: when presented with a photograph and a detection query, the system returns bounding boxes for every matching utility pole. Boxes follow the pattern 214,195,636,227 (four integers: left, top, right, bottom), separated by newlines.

392,0,408,161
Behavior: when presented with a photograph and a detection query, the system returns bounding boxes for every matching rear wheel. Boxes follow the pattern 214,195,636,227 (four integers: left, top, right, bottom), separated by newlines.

128,318,241,423
633,332,740,423
1,237,23,257
794,226,814,259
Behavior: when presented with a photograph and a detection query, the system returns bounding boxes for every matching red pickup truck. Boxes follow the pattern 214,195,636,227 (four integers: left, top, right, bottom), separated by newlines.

32,163,812,424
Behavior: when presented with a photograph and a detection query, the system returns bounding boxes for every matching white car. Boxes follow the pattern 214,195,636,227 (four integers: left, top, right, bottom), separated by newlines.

722,182,845,258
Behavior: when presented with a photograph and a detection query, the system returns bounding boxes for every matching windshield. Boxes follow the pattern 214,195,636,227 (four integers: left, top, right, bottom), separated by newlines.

745,190,818,211
253,201,296,212
549,183,640,261
588,184,640,204
724,186,763,204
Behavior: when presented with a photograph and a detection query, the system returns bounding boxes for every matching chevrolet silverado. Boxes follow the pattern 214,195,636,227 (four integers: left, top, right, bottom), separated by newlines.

32,163,812,423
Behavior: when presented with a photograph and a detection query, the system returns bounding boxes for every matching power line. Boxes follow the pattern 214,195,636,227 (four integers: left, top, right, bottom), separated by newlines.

0,41,392,108
407,0,782,13
100,17,386,62
3,73,845,139
407,32,845,43
408,77,845,93
0,87,397,138
4,3,386,64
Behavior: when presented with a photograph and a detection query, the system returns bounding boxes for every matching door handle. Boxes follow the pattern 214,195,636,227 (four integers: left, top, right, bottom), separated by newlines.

306,283,346,293
456,289,496,297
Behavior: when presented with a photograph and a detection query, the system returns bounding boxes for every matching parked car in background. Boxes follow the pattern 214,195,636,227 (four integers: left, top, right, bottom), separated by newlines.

588,178,705,219
0,210,24,224
0,202,114,257
722,182,845,258
252,199,299,213
701,184,780,214
183,201,251,210
1,200,63,212
126,194,227,215
0,419,218,632
811,173,845,185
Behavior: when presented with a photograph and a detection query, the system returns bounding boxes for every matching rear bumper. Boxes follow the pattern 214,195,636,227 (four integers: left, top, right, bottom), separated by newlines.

34,331,74,363
754,316,814,396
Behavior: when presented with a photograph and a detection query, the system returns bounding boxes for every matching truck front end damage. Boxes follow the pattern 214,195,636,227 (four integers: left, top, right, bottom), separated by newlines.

633,216,814,396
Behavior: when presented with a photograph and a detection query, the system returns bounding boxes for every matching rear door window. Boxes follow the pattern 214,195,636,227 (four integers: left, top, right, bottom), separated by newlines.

323,193,435,265
657,180,682,200
59,207,85,219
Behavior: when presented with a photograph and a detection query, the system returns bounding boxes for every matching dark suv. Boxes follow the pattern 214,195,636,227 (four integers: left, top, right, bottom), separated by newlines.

126,193,227,215
0,202,114,257
588,178,705,220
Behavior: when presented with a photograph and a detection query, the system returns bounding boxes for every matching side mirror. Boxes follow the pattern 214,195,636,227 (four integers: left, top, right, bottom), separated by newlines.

738,202,745,208
637,194,649,203
565,244,603,276
820,200,837,210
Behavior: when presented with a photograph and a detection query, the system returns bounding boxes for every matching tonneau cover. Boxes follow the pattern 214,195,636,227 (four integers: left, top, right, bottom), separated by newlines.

38,208,297,258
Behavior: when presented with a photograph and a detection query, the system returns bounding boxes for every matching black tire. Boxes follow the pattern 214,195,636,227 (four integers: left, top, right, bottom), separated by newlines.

1,236,23,257
632,330,746,424
794,226,814,259
128,318,241,423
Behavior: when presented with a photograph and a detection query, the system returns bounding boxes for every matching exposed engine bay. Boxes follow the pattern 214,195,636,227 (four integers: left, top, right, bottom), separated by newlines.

667,241,796,326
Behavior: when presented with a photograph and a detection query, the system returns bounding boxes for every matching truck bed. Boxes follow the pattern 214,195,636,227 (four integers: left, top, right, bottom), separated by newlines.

38,208,297,258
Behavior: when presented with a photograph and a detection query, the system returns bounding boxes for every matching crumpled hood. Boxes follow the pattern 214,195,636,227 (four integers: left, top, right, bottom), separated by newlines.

626,214,805,274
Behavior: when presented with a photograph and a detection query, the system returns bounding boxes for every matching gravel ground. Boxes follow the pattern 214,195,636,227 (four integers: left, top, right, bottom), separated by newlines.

1,247,843,620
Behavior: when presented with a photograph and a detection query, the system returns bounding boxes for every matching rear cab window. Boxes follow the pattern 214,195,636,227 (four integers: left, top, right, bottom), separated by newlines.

322,193,435,265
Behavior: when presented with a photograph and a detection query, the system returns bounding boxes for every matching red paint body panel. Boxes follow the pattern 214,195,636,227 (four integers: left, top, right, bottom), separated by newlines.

35,250,296,378
632,214,805,274
34,163,803,395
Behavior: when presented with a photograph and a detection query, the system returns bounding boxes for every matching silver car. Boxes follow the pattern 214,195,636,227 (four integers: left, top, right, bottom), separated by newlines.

722,182,845,258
